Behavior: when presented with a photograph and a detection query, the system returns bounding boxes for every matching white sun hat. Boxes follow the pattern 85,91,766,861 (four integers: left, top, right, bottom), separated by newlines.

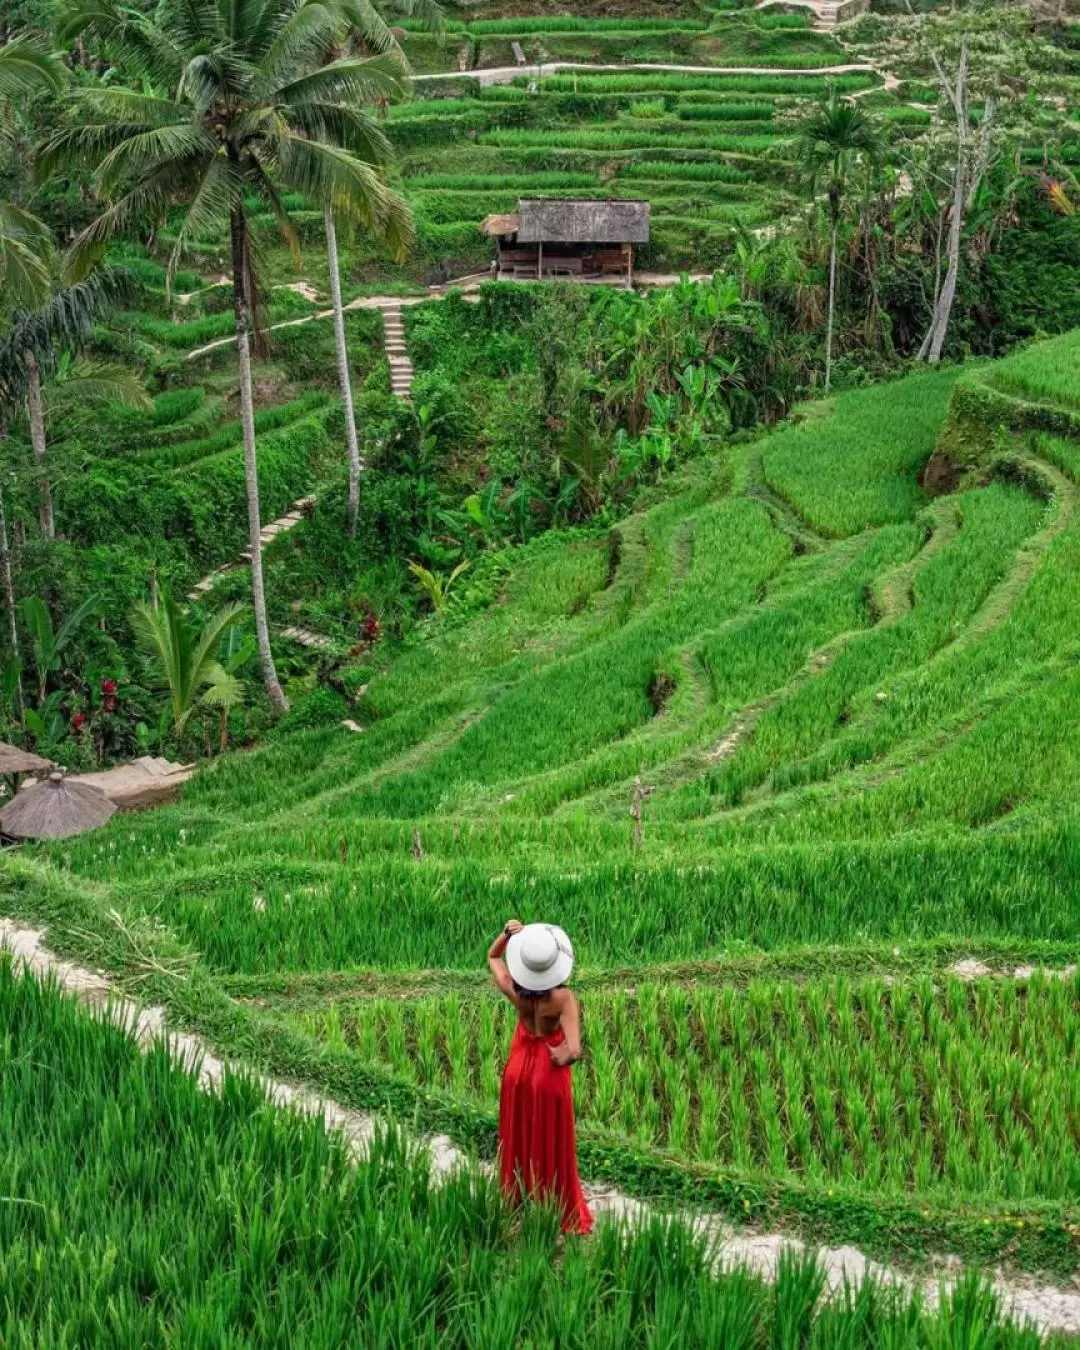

506,923,575,992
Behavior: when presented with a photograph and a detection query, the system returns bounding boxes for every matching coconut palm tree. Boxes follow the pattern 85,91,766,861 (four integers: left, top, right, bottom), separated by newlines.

797,90,881,391
1,269,147,537
47,0,414,715
319,0,437,538
0,35,63,311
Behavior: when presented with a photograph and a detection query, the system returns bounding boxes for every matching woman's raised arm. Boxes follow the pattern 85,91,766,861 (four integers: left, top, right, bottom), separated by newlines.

488,918,523,999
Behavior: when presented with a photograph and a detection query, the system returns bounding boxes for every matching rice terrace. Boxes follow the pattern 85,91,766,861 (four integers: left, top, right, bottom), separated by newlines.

1,0,1080,1341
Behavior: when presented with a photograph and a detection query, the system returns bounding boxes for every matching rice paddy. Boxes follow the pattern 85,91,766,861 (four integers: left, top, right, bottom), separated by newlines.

7,304,1080,1318
1,960,1063,1347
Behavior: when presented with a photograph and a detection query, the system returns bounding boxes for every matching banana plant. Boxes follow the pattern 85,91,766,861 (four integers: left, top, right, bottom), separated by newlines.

20,592,100,704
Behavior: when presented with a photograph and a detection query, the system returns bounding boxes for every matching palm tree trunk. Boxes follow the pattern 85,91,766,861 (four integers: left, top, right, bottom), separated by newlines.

324,204,362,539
230,208,288,716
25,350,54,538
825,219,838,392
0,476,24,728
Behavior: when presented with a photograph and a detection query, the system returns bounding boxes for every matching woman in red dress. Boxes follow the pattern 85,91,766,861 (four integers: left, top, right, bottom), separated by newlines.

487,918,593,1235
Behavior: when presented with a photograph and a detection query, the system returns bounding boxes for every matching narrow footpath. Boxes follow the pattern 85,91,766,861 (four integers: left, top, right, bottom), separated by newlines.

414,58,879,88
2,919,1077,1339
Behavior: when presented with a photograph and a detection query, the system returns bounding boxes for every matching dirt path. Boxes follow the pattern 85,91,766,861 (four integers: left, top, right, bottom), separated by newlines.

2,918,1077,1338
416,59,878,89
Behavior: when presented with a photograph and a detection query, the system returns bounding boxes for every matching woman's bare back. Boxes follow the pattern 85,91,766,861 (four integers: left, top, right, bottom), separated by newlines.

514,988,568,1037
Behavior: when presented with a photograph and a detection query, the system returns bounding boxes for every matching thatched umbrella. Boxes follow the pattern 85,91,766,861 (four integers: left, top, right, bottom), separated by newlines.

0,772,116,840
0,741,54,776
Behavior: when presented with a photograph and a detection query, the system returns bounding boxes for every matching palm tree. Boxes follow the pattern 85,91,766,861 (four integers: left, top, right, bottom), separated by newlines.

48,0,415,715
132,592,246,740
317,0,439,538
0,36,63,311
1,269,147,537
797,90,881,391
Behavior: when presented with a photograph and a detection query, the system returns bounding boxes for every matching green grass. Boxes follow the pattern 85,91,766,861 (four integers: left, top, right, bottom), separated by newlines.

762,370,962,536
17,324,1080,1282
988,328,1080,410
3,960,1060,1348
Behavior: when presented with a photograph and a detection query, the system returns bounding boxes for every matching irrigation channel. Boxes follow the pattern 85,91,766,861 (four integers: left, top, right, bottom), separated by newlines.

3,919,1078,1339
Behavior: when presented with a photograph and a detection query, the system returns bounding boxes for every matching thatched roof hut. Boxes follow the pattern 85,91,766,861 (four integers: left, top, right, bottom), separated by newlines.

0,741,53,777
482,198,650,283
519,198,650,245
0,772,116,840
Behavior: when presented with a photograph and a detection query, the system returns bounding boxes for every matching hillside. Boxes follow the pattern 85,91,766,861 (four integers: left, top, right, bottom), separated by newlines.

3,0,1080,1337
10,325,1080,1301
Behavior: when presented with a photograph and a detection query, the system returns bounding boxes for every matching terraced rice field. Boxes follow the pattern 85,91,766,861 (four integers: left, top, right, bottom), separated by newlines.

385,9,890,271
18,327,1080,1287
1,958,1061,1345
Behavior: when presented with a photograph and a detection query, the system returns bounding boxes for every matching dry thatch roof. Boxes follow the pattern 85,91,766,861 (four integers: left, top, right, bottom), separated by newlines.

0,741,53,776
0,773,116,840
517,198,650,244
69,756,194,812
481,212,520,237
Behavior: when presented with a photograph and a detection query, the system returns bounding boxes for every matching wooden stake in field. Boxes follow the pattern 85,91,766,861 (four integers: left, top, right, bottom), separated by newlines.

412,827,424,861
630,765,653,851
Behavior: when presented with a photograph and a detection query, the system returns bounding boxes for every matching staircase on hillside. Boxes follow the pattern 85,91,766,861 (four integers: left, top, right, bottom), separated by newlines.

381,304,414,401
187,495,315,601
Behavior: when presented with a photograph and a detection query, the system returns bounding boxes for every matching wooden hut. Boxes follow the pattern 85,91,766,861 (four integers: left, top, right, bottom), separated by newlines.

482,199,650,285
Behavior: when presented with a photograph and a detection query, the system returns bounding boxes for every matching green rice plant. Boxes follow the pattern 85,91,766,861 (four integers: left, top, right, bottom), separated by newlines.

988,327,1080,410
11,960,1057,1346
481,128,788,154
288,972,1080,1204
469,17,711,34
536,73,877,95
677,102,776,120
136,390,332,468
762,367,961,536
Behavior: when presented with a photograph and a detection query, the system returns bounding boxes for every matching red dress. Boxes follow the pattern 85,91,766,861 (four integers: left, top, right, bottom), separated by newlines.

498,1022,593,1234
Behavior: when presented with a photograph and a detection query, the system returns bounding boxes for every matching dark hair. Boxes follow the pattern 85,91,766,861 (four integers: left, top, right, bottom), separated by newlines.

512,981,564,1000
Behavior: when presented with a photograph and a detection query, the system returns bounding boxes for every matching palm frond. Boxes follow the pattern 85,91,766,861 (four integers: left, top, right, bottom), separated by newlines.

383,0,445,38
259,2,343,87
338,0,399,55
0,36,65,100
269,52,407,107
167,151,242,288
63,170,183,282
0,233,51,321
43,361,153,416
95,122,217,193
286,100,393,166
276,131,401,228
81,88,189,126
247,153,302,266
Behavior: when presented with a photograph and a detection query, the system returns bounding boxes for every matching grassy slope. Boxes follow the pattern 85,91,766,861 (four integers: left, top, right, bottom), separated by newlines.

9,335,1080,1273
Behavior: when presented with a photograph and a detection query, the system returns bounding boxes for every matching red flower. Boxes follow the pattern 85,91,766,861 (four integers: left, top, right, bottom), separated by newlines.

361,613,380,644
101,679,118,695
71,712,87,732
